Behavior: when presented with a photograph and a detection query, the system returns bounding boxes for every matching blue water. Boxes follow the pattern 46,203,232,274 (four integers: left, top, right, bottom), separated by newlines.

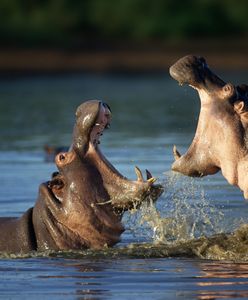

1,72,248,299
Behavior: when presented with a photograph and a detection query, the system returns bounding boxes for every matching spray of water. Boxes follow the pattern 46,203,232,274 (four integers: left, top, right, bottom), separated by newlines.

125,172,225,244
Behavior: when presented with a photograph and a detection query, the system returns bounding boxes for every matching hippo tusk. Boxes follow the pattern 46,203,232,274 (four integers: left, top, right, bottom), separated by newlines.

135,166,144,181
147,177,157,184
145,169,157,183
173,145,181,161
135,167,157,184
146,169,153,180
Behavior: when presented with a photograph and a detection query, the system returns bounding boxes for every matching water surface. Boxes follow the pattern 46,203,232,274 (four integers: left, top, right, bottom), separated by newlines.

1,71,248,299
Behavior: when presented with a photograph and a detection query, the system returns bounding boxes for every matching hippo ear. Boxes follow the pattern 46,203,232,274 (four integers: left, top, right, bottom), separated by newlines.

221,83,236,100
234,101,246,114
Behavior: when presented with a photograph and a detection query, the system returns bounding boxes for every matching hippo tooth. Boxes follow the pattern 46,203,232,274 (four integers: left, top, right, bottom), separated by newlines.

189,84,197,90
135,166,144,181
173,145,181,160
147,177,157,184
95,123,100,126
55,195,63,203
146,169,153,180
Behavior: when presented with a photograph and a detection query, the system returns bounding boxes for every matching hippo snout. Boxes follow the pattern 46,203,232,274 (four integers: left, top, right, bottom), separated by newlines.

169,55,207,86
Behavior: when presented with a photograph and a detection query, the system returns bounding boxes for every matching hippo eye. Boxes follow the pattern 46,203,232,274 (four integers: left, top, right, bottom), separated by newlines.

48,177,65,190
199,57,206,65
59,154,65,161
222,83,236,99
224,84,231,92
197,57,207,70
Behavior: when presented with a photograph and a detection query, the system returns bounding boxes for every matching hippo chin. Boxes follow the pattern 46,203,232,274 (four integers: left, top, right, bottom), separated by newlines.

0,100,163,253
170,55,248,199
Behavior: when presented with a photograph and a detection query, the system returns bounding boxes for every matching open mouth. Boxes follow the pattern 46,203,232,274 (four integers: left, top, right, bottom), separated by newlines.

90,102,111,148
87,102,158,184
169,55,233,177
44,100,162,210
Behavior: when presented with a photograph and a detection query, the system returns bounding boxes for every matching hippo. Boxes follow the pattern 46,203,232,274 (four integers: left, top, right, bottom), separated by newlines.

169,54,248,199
0,100,163,253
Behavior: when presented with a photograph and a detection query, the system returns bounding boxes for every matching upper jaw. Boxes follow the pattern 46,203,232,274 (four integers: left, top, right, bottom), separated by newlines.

169,55,225,91
89,103,111,148
169,55,207,87
89,120,108,148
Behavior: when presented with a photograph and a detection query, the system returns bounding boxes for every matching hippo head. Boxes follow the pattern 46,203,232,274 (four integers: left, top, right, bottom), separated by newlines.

169,55,248,199
33,100,163,251
70,100,163,209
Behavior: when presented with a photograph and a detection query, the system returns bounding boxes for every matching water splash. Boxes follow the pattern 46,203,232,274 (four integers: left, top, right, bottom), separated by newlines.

125,172,225,244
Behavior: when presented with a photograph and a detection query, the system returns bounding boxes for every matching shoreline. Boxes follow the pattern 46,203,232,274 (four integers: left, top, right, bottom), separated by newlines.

0,48,247,75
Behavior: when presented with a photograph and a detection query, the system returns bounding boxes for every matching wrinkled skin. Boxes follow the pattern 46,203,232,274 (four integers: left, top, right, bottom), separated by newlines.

0,100,163,253
169,55,248,199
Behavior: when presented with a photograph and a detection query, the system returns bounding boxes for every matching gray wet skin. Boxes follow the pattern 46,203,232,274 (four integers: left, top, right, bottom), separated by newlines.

0,100,163,253
170,55,248,199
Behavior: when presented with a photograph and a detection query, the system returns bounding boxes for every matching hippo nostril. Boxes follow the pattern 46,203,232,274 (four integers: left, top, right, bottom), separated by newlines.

196,57,206,71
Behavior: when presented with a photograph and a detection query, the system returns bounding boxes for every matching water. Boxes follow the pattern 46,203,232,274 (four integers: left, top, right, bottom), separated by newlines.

1,71,248,298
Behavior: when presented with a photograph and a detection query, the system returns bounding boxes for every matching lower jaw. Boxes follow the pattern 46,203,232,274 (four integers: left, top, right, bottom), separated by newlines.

86,142,125,180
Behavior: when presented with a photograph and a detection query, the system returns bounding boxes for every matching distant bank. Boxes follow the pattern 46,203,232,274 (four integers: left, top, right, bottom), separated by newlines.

0,44,247,75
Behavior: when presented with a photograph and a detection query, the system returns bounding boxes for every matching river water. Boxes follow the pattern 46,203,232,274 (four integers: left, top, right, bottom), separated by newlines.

1,71,248,299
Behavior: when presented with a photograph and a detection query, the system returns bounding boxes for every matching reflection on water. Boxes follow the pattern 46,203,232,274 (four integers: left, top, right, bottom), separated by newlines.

1,72,248,299
197,261,248,299
1,257,248,299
